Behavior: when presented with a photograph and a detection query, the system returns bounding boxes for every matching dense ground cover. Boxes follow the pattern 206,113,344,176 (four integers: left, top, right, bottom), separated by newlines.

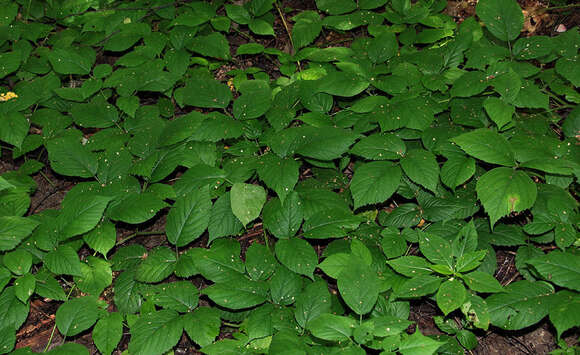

0,0,578,354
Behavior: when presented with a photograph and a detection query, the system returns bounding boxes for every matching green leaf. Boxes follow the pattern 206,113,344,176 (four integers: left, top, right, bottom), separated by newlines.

0,112,28,149
302,209,363,239
0,1,18,26
455,250,487,273
83,221,116,257
387,256,433,277
528,251,580,291
174,164,227,197
183,307,221,347
225,4,252,24
316,72,369,97
419,233,453,268
0,177,15,192
93,312,123,355
295,281,331,329
108,193,168,224
174,77,232,109
476,167,537,227
70,99,119,128
269,265,303,305
461,271,504,293
270,331,307,355
249,18,275,36
166,188,211,247
275,238,317,279
556,55,580,87
440,156,476,190
452,129,515,166
203,275,268,309
0,287,28,331
307,314,357,341
170,7,213,27
44,245,83,276
295,127,359,161
236,43,265,55
0,217,39,251
113,271,144,314
368,31,398,63
0,325,15,354
480,223,527,246
257,154,299,204
3,249,32,275
135,246,176,283
436,279,466,315
401,149,440,193
399,326,444,355
350,162,401,209
0,266,10,294
292,11,322,49
128,310,183,355
512,81,549,109
74,257,112,296
48,47,96,75
262,193,303,239
230,183,267,226
46,135,98,178
380,228,408,259
319,253,351,279
457,329,478,350
450,71,489,97
104,23,149,51
350,133,406,160
316,0,356,15
189,33,231,60
395,275,442,299
56,296,100,336
0,51,21,79
476,0,523,41
208,192,243,243
513,36,554,59
34,270,66,301
338,256,380,315
548,290,580,339
483,97,514,129
14,273,35,303
150,281,199,312
246,303,274,340
191,239,245,283
189,115,244,143
486,280,554,330
233,80,272,120
245,243,277,281
57,195,112,240
116,96,140,118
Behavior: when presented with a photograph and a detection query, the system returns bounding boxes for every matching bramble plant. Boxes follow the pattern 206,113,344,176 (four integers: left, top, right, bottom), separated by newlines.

0,0,579,354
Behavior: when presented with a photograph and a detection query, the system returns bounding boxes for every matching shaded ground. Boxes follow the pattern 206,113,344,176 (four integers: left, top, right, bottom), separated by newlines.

2,0,578,353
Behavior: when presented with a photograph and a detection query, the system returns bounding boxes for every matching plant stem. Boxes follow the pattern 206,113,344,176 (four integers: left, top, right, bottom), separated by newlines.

222,321,241,327
39,170,56,188
544,3,580,11
275,1,302,71
263,229,271,251
543,88,570,107
116,230,165,246
44,285,76,352
274,1,295,54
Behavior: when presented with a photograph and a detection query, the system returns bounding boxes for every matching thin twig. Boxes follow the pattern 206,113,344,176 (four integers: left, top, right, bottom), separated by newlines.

43,286,76,352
